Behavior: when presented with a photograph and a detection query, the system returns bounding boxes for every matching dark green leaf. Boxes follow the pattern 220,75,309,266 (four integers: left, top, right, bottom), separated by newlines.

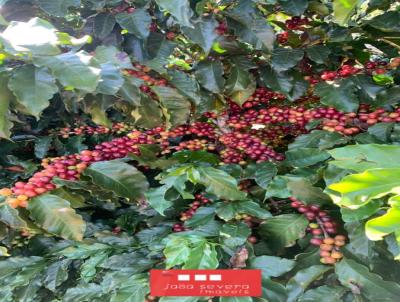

306,45,331,64
116,9,151,39
226,66,255,106
182,17,218,54
258,214,308,251
285,148,330,167
38,0,80,17
271,48,304,72
83,160,149,201
34,136,52,159
314,79,359,112
8,65,57,118
220,222,251,248
286,265,332,302
152,86,191,127
298,285,347,302
34,51,101,92
94,13,116,39
279,0,308,15
155,0,193,28
250,255,295,278
28,194,86,241
195,61,225,93
335,258,400,301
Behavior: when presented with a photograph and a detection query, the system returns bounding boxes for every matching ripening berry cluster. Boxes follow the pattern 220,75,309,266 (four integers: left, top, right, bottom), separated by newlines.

53,122,135,138
290,197,345,265
173,194,212,232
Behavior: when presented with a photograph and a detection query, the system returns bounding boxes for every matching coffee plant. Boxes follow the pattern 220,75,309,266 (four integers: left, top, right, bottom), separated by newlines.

0,0,400,301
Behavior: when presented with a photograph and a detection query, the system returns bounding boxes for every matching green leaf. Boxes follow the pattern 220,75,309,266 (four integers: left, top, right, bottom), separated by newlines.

152,86,191,127
367,11,400,32
278,0,308,15
0,18,60,56
314,79,359,112
64,284,105,302
333,0,363,26
260,66,308,101
341,200,381,222
145,185,173,215
8,65,57,118
94,13,116,39
289,130,349,151
220,298,252,302
285,148,330,168
298,285,347,302
245,162,277,189
94,46,133,69
328,144,400,172
335,258,400,300
345,222,374,258
155,0,193,28
305,45,331,64
185,206,216,228
258,214,308,251
195,61,225,93
195,166,247,200
328,168,400,208
43,259,71,291
220,222,251,248
167,70,202,105
183,242,218,269
34,136,52,159
38,0,80,17
28,194,86,241
226,66,256,106
34,51,101,92
164,236,191,268
365,207,400,241
286,265,332,302
96,63,124,95
116,9,151,39
182,17,218,54
0,204,27,228
271,48,304,72
287,178,330,205
118,78,141,105
250,256,295,278
0,73,13,139
225,2,274,51
81,252,108,283
83,160,149,201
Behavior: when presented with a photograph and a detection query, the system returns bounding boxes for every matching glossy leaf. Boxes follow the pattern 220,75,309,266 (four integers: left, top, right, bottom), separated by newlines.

38,0,80,17
116,9,151,39
34,51,101,92
83,160,149,201
155,0,193,28
328,168,400,208
335,258,400,300
314,79,358,112
258,214,308,251
8,65,57,117
250,255,295,278
28,194,86,241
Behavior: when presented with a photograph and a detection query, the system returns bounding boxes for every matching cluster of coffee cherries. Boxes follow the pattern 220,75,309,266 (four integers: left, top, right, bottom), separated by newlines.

215,21,228,35
219,132,284,164
54,122,135,138
225,91,400,136
125,63,168,96
290,197,345,264
173,194,212,232
285,16,309,30
241,88,286,109
0,131,156,208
